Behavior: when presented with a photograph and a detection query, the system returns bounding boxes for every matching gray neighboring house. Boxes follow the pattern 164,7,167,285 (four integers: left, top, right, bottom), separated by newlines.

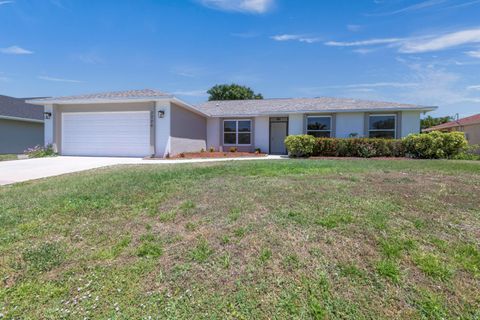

27,89,437,157
0,95,44,154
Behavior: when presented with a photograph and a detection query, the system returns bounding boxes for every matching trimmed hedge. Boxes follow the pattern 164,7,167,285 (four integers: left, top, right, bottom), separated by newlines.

285,131,468,159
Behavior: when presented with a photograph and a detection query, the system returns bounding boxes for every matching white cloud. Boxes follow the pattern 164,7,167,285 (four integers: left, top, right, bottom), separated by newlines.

0,1,14,5
271,34,320,44
399,28,480,53
0,45,33,55
370,0,447,16
38,76,83,83
198,0,274,14
72,52,104,64
467,84,480,90
325,38,402,47
465,49,480,58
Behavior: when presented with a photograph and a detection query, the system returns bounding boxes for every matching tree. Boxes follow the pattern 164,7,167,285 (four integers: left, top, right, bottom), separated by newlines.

421,115,454,130
207,84,263,101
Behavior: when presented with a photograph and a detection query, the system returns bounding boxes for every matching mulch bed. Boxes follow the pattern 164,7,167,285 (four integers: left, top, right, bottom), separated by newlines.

152,152,267,160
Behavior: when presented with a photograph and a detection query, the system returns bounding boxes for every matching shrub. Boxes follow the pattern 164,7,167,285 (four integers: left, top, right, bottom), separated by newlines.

209,146,215,152
229,147,238,153
284,135,316,157
404,131,467,159
452,144,480,160
24,144,56,158
254,148,261,154
314,138,405,158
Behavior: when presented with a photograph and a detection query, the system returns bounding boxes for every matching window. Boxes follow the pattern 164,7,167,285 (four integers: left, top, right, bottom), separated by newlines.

369,115,396,139
223,120,251,145
307,116,331,137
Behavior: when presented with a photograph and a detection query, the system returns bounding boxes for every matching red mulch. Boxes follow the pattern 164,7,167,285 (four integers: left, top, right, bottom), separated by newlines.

163,152,267,160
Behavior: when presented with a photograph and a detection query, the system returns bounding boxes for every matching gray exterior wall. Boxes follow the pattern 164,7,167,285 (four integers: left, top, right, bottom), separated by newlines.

52,102,154,154
0,119,44,154
169,102,207,155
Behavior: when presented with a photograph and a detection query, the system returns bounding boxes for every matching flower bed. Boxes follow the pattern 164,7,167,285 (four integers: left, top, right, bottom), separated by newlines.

164,151,266,160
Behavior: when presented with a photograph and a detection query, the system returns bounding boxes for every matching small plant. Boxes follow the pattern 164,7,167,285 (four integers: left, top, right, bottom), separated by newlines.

136,242,163,258
190,238,214,262
254,148,261,154
209,146,215,152
376,259,400,283
24,144,57,158
200,148,205,153
258,248,272,264
22,242,65,271
413,252,453,280
229,147,238,153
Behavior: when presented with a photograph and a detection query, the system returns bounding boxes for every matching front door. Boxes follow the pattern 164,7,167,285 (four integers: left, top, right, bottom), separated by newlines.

270,118,288,155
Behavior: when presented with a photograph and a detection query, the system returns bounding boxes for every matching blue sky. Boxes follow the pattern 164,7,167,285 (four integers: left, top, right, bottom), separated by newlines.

1,0,480,117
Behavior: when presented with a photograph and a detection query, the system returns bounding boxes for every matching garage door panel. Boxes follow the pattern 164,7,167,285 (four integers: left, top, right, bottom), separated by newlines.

62,112,151,157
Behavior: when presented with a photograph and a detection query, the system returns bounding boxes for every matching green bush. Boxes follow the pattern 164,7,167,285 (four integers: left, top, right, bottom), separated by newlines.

403,131,467,159
284,135,316,157
314,138,405,158
452,144,480,160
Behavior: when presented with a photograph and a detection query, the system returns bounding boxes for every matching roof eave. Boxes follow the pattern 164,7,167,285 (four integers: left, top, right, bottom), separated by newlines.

26,96,175,105
0,115,44,123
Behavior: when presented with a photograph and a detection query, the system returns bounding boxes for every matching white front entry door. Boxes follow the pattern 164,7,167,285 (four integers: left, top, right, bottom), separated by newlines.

62,111,151,157
270,121,288,154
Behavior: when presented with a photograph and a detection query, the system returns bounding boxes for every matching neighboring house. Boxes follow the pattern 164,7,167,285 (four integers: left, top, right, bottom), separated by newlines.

423,114,480,145
28,89,437,157
0,95,44,154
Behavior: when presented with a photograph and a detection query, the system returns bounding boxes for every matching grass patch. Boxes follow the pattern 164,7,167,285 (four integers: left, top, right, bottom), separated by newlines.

1,159,479,318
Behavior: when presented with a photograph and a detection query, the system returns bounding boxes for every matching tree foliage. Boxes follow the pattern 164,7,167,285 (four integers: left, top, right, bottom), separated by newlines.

421,115,453,130
207,84,263,101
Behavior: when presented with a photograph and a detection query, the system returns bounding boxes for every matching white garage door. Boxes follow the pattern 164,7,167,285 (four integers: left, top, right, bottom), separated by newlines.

62,111,151,157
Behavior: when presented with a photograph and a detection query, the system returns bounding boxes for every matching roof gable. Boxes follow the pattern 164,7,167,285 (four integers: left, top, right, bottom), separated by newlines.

0,95,44,121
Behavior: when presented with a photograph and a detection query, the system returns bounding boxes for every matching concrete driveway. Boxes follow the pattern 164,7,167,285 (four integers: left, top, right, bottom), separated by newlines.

0,155,283,186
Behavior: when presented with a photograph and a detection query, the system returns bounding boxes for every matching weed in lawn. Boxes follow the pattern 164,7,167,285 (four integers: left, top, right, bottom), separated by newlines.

227,207,242,222
338,262,365,280
158,210,177,222
22,242,65,272
283,254,301,270
316,211,353,229
97,235,131,259
220,235,231,245
189,238,214,263
185,222,197,231
413,218,426,230
413,252,453,281
413,289,448,319
179,200,196,215
454,243,480,276
376,259,401,283
258,248,272,264
136,242,163,258
220,252,231,269
379,237,416,259
233,227,247,238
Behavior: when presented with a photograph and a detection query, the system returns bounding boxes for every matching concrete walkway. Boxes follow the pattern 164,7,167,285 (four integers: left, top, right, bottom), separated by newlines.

0,155,285,186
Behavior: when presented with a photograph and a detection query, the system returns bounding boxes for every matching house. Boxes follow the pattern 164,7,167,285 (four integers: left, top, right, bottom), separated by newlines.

27,89,437,157
423,113,480,145
0,95,44,154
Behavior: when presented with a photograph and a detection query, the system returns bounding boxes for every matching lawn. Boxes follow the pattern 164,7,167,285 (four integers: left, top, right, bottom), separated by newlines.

1,159,479,319
0,155,17,162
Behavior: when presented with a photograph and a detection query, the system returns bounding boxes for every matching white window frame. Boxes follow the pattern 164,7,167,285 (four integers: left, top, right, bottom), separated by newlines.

306,115,332,137
368,114,397,138
223,119,252,146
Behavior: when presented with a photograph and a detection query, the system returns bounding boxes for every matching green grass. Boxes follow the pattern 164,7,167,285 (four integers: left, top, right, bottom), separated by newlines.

1,159,479,319
0,154,17,161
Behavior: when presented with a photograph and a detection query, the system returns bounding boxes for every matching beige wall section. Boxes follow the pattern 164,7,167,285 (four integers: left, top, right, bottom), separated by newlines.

0,119,44,154
52,102,154,154
169,102,207,155
458,124,480,145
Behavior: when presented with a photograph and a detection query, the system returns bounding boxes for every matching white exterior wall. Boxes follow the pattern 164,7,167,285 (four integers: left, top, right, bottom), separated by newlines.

254,116,269,153
335,112,365,138
401,111,421,137
44,104,54,147
206,118,220,150
155,102,171,157
288,114,303,135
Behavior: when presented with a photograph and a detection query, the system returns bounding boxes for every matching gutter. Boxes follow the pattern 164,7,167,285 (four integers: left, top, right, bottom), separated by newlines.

0,115,44,123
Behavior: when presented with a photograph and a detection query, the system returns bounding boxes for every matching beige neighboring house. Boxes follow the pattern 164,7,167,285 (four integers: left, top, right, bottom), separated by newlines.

423,114,480,145
27,89,437,157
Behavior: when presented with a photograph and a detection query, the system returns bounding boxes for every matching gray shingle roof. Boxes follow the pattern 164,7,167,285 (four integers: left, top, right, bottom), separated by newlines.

29,89,172,103
198,97,437,117
0,95,44,121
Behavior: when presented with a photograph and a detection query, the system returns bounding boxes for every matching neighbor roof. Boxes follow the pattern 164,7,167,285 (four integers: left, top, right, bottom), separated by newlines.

0,95,44,121
198,97,437,117
423,113,480,131
28,89,172,104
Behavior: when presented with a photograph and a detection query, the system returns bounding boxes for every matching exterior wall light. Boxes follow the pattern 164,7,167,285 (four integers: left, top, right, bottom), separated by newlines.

44,112,52,119
158,110,165,118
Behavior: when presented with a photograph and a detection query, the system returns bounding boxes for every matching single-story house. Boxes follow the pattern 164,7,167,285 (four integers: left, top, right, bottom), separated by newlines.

0,95,44,154
423,113,480,145
27,89,437,157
